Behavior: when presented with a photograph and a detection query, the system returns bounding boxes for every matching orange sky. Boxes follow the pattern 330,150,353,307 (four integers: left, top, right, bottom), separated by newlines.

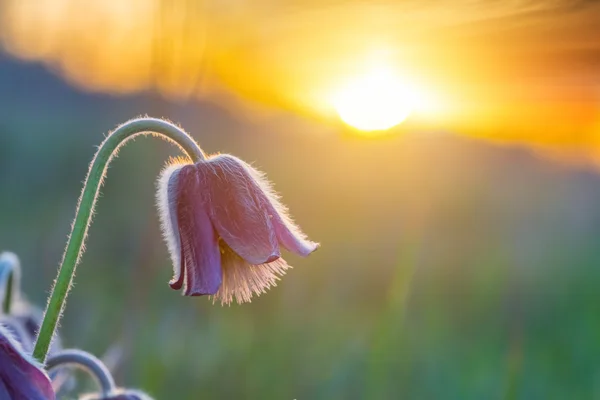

1,0,599,160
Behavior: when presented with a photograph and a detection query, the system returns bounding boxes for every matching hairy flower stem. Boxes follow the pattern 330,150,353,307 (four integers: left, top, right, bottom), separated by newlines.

33,118,206,362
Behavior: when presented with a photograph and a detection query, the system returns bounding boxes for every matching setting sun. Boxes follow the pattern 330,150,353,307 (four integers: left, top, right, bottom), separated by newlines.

332,67,416,132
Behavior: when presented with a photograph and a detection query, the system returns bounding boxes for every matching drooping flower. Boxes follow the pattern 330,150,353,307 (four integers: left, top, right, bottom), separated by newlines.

157,154,318,304
0,325,55,399
80,389,153,400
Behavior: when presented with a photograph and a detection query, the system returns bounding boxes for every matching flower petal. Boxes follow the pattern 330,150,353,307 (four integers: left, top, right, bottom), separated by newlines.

213,244,292,305
0,326,55,400
175,165,222,296
198,155,281,265
208,154,318,257
157,161,186,287
0,381,11,398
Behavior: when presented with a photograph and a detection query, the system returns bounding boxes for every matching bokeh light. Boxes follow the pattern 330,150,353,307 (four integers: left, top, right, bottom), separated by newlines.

332,66,414,132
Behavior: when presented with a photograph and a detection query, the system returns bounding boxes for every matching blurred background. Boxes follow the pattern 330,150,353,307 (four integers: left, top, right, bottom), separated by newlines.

1,0,600,399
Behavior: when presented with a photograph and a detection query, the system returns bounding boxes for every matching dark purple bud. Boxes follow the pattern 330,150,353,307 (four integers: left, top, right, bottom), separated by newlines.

8,307,70,391
0,252,71,392
0,325,55,399
9,301,64,356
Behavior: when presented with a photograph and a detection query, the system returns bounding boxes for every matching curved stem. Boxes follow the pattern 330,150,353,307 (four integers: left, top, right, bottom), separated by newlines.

0,252,21,314
46,349,116,395
33,118,206,362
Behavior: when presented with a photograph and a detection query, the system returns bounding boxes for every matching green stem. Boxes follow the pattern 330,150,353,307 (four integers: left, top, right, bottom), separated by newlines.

33,118,205,362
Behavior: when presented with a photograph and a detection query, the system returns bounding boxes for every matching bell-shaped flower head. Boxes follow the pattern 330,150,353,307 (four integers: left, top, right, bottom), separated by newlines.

157,154,318,304
0,325,55,399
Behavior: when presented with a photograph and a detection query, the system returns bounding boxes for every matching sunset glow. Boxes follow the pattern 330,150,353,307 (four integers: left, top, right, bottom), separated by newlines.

332,67,414,132
1,0,599,159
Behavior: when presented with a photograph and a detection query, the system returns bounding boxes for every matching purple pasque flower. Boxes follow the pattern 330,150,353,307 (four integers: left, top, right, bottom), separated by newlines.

0,325,55,399
157,154,318,305
80,389,153,400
